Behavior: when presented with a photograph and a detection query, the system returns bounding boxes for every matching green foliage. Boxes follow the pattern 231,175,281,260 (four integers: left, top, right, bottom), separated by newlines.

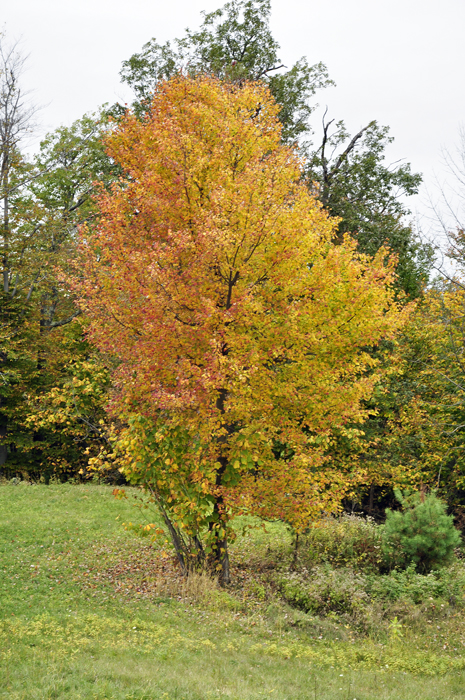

382,490,461,573
278,512,465,624
307,120,432,298
119,0,333,143
116,414,240,574
277,560,465,620
278,566,370,615
31,109,119,226
302,514,384,572
367,562,465,604
0,108,121,479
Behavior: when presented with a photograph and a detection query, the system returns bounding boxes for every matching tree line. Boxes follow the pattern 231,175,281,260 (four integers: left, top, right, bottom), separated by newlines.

2,0,464,580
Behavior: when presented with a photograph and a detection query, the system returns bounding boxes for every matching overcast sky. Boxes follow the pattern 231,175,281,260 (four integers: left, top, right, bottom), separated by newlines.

3,0,465,229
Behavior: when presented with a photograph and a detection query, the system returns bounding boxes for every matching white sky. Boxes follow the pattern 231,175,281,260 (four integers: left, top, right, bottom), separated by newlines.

3,0,465,229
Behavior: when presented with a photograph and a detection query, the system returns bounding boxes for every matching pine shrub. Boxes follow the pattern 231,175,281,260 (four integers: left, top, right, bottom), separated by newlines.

382,490,461,573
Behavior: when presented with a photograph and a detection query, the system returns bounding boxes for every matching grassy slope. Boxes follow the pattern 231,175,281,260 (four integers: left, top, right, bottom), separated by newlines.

1,482,465,700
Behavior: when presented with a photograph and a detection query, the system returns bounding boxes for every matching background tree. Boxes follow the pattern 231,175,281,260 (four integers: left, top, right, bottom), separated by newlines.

119,0,332,145
322,284,465,524
353,132,465,524
22,320,116,483
307,118,431,298
391,286,465,515
0,36,39,467
7,111,121,480
74,75,410,582
0,37,119,477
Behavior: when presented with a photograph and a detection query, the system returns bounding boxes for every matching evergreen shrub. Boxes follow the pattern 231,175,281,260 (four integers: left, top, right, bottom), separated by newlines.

382,490,461,573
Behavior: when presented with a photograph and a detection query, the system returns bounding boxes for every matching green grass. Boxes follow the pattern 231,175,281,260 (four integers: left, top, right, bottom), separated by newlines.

1,481,465,699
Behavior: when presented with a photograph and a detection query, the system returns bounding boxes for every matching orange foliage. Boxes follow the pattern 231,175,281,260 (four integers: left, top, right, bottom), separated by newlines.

73,75,411,576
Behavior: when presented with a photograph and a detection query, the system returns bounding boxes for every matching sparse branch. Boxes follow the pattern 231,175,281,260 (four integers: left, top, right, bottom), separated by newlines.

47,309,82,329
330,122,374,177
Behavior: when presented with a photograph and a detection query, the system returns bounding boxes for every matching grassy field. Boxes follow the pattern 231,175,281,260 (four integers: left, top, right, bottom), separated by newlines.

1,481,465,699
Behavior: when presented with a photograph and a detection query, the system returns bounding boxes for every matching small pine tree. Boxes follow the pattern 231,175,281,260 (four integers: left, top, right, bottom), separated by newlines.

382,490,461,573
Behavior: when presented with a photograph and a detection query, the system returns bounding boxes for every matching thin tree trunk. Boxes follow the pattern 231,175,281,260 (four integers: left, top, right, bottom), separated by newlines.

210,386,231,585
149,488,189,575
368,482,375,515
291,531,299,570
0,156,10,465
2,166,9,293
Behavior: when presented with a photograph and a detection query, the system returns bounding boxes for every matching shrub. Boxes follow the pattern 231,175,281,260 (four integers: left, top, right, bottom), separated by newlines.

302,514,384,572
366,562,465,604
382,490,461,573
276,562,465,636
277,565,369,615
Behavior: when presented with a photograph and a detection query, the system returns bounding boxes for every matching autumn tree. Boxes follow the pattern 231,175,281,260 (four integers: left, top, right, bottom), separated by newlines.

74,75,410,582
120,0,431,299
118,3,430,522
117,2,431,525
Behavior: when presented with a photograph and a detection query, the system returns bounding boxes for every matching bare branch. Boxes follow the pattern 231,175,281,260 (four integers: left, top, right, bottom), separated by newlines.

47,309,82,329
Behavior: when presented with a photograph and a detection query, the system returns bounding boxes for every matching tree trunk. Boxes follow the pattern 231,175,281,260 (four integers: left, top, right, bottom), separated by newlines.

2,154,10,294
368,482,375,515
208,497,230,585
0,416,7,466
291,531,299,570
210,386,231,585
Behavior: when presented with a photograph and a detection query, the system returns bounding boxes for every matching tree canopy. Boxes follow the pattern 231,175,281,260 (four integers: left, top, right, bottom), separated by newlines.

74,75,411,580
119,0,431,298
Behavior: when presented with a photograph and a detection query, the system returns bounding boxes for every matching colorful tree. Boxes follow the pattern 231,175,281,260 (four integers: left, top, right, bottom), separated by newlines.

120,0,431,299
75,75,410,582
